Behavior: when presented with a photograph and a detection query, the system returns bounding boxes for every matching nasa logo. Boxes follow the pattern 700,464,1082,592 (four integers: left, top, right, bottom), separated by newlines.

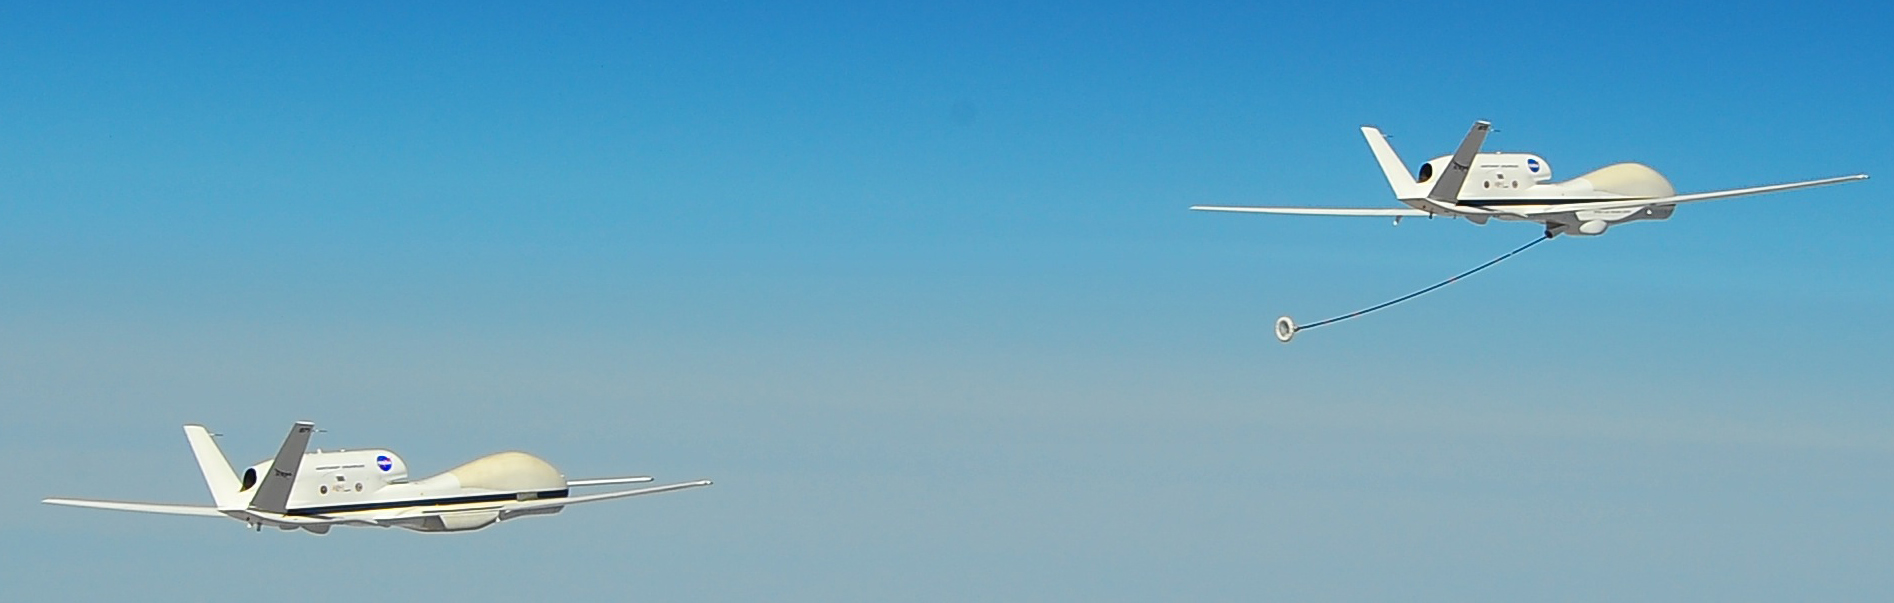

377,455,393,471
1527,158,1541,173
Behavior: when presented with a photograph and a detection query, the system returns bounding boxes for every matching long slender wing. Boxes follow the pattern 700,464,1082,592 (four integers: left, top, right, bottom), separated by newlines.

566,476,655,487
501,479,712,517
1506,174,1867,215
1190,205,1428,217
43,498,228,518
237,509,374,527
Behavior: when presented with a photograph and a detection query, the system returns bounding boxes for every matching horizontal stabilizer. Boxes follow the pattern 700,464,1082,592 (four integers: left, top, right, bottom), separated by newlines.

1191,205,1427,217
43,498,227,518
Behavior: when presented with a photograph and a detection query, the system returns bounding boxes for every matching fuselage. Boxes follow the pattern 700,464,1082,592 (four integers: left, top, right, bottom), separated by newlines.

235,449,570,532
43,421,711,536
1400,152,1678,235
1192,121,1866,239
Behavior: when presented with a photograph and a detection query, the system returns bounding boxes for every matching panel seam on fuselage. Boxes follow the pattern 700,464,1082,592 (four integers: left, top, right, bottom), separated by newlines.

1460,198,1643,207
284,489,570,516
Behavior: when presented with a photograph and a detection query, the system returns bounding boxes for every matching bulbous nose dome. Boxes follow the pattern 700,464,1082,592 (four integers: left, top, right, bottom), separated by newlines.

444,451,566,492
1576,163,1675,198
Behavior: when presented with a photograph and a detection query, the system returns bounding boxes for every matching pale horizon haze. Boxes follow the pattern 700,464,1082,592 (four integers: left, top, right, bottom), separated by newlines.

3,2,1890,601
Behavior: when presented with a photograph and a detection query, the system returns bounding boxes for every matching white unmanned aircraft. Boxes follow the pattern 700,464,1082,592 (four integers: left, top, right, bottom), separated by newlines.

44,421,712,534
1192,121,1867,237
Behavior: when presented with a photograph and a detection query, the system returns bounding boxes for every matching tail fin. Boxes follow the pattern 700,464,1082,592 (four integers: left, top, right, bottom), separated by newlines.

183,425,244,510
1361,126,1424,200
247,421,315,514
1427,120,1491,202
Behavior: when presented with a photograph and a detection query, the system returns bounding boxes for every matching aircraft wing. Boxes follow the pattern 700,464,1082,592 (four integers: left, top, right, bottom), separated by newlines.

1507,174,1867,215
43,498,228,518
1190,205,1428,217
501,479,712,518
567,476,655,487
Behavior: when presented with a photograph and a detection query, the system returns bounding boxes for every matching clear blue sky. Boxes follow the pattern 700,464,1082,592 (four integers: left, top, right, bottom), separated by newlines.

3,2,1889,601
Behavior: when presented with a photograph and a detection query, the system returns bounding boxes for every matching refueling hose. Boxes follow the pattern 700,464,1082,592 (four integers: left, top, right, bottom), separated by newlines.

1276,233,1553,343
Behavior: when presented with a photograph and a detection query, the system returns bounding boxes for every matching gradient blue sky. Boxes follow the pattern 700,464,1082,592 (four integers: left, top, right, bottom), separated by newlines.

3,2,1889,601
